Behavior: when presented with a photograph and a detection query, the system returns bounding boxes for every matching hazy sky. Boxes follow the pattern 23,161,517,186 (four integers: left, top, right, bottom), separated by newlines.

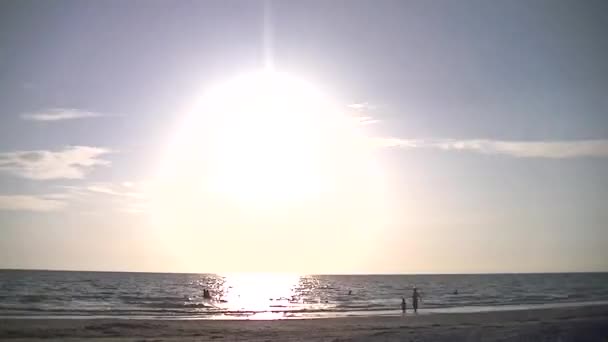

1,0,607,274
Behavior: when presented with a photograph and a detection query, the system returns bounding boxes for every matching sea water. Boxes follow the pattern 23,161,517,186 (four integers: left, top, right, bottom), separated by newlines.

1,270,607,319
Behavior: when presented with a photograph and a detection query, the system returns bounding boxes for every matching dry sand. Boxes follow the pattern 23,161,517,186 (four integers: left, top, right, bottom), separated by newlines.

1,304,608,341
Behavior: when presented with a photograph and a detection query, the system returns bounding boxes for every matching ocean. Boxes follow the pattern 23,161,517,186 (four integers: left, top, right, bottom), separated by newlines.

1,270,607,320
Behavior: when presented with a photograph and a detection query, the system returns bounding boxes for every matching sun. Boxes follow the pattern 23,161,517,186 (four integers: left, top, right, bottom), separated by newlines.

159,70,364,206
147,70,392,272
201,71,331,203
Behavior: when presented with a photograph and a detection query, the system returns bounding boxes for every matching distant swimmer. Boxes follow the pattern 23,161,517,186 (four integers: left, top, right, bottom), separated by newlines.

412,287,422,314
453,289,458,295
348,290,352,295
401,297,407,313
203,289,212,299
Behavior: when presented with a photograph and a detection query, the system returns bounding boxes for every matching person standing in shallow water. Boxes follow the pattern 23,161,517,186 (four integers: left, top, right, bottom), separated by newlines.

412,287,422,314
401,297,407,314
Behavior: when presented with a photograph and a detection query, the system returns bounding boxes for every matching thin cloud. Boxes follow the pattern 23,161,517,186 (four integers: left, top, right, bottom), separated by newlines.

370,137,420,148
375,138,608,158
83,182,146,200
354,116,380,125
21,108,103,121
348,102,375,111
347,103,380,126
0,181,147,213
0,194,67,212
0,146,111,180
62,181,149,214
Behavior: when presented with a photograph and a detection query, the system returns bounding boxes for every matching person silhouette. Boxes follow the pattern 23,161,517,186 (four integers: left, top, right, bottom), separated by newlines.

412,287,422,314
401,297,407,313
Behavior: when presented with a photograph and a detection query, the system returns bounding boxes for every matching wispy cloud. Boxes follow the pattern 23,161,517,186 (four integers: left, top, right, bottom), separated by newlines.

0,194,67,212
0,146,111,180
61,181,148,214
348,103,380,125
21,108,103,121
371,138,419,148
374,138,608,158
354,116,380,125
0,181,147,213
82,182,146,200
348,102,375,111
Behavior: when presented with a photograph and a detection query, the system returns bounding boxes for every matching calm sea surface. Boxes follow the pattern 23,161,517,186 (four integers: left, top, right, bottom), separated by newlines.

1,271,607,319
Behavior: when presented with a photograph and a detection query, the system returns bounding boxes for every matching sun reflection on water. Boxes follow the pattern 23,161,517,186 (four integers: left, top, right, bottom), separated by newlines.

190,273,339,319
216,273,302,318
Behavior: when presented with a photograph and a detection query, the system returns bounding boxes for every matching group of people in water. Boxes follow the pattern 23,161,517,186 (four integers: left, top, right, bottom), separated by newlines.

203,285,448,315
348,286,424,314
203,289,212,299
401,287,422,314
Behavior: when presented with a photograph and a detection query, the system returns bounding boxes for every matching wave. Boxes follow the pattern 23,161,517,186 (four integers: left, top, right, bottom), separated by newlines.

3,301,608,320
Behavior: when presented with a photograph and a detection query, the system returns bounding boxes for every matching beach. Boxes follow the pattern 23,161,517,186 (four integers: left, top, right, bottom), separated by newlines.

2,304,607,341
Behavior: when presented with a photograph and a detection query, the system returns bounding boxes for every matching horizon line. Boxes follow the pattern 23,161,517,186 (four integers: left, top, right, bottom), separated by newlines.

1,267,606,276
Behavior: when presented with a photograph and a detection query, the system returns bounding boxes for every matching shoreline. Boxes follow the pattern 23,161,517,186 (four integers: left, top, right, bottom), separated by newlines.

3,300,608,321
2,304,608,341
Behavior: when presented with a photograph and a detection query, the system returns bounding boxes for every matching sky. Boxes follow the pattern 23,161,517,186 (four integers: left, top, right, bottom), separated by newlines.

0,0,607,274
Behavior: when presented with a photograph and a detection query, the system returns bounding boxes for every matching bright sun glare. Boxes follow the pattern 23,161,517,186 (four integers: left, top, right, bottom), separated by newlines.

149,70,390,272
159,70,369,205
201,71,332,203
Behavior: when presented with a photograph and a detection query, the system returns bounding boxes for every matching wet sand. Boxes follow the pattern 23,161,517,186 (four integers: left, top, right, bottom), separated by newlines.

1,304,607,341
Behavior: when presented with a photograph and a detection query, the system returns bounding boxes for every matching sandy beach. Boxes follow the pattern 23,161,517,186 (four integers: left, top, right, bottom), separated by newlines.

1,304,607,341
